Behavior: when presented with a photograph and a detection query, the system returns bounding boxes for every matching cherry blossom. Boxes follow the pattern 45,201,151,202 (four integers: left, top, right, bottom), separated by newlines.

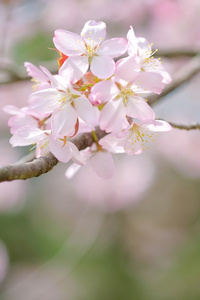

53,20,127,80
127,26,172,84
28,71,96,138
24,62,51,91
66,143,115,179
100,119,172,155
90,55,156,133
4,20,172,179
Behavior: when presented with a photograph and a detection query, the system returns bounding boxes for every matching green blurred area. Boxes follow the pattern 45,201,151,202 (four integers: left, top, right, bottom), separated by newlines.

12,32,57,65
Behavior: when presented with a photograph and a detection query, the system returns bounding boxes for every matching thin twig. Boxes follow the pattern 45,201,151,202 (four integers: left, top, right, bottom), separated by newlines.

168,121,200,130
148,54,200,105
0,127,106,182
155,50,200,58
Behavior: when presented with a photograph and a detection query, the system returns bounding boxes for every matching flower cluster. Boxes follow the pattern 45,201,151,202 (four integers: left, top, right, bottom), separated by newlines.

4,20,172,179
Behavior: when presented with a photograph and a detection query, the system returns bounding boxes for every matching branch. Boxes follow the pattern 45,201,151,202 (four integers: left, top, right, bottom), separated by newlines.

0,127,106,182
148,54,200,106
155,50,199,58
168,121,200,130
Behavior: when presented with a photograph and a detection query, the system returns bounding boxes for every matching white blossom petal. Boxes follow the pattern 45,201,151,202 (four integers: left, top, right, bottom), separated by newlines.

114,56,141,83
49,136,72,163
53,29,84,55
73,96,96,128
97,38,127,58
89,80,119,104
90,55,115,79
28,88,61,113
51,103,77,138
100,100,128,133
81,20,106,47
59,56,89,83
126,96,155,121
90,151,115,178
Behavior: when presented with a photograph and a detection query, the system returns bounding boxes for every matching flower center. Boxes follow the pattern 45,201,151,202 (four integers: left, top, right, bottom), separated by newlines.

115,83,135,106
129,123,157,151
82,33,102,63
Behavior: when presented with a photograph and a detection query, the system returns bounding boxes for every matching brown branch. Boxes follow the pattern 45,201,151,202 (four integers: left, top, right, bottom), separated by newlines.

168,121,200,130
148,54,200,106
0,127,106,182
155,50,199,58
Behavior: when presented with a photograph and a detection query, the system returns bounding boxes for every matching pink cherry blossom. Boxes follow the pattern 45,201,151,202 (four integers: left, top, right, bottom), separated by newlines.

90,55,156,133
66,143,115,179
24,62,51,91
127,26,172,84
53,20,127,80
28,73,96,138
3,20,173,182
100,119,172,155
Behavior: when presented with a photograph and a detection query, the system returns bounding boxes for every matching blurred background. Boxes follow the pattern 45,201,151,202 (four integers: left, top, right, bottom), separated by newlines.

0,0,200,299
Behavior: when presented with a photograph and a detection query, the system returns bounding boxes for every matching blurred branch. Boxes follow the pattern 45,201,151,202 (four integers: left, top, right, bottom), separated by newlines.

0,60,57,85
0,127,106,182
155,50,200,58
148,54,200,105
168,121,200,130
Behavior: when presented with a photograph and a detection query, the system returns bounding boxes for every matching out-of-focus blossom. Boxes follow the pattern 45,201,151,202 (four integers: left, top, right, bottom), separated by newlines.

68,154,156,212
66,144,115,179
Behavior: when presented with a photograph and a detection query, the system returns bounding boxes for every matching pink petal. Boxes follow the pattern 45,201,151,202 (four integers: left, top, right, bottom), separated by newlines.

36,136,50,157
114,56,141,83
3,105,22,115
81,20,106,47
148,62,172,84
24,62,48,81
100,100,128,133
49,136,72,163
68,142,86,165
126,96,155,121
65,163,81,179
73,96,96,128
141,120,172,132
53,29,84,55
28,88,61,113
136,71,165,94
51,103,77,138
127,26,138,56
10,127,48,146
137,37,151,57
39,66,64,89
90,55,115,79
59,56,89,83
97,38,127,58
99,134,125,154
89,80,119,104
125,131,143,155
9,115,38,134
90,151,115,179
